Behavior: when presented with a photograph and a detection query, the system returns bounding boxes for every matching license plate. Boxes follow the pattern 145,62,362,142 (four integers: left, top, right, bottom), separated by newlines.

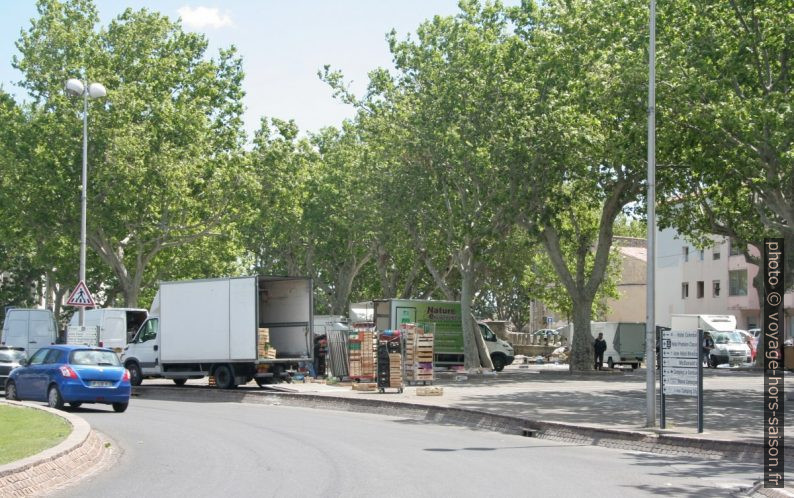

90,381,113,387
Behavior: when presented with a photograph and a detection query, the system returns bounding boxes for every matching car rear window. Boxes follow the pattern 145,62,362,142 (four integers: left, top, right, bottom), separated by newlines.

69,350,121,366
0,350,25,362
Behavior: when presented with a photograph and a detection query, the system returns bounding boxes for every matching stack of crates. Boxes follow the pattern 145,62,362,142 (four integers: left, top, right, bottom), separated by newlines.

403,323,435,385
348,337,362,377
349,331,376,380
389,352,403,388
257,328,277,359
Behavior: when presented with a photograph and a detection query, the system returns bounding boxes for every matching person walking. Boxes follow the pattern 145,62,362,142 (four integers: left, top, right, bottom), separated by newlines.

594,332,607,370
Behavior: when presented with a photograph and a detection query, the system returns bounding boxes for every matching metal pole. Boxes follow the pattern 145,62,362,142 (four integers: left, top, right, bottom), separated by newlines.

659,330,665,429
645,0,657,427
79,84,88,327
698,330,704,433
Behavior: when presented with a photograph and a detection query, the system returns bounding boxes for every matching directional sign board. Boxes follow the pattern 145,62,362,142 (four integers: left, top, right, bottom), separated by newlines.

660,329,704,432
66,281,96,307
661,330,699,397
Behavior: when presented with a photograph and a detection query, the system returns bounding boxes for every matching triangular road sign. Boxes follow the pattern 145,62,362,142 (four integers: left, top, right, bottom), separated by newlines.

66,281,96,307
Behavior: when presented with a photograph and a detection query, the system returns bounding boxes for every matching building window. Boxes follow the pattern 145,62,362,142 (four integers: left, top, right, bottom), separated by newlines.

683,246,689,262
713,280,720,297
699,249,704,261
697,281,704,298
682,282,689,299
713,249,721,260
730,239,743,256
729,270,748,296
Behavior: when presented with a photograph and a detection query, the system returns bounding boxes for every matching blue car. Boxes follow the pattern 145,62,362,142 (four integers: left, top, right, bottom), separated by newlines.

5,345,131,412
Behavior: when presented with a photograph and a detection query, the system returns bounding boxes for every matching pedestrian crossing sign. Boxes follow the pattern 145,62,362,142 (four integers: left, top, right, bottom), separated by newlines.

66,281,96,307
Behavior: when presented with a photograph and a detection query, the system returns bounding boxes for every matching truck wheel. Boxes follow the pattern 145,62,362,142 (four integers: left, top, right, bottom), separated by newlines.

491,355,505,372
213,365,235,389
127,362,143,386
607,358,614,369
173,379,187,386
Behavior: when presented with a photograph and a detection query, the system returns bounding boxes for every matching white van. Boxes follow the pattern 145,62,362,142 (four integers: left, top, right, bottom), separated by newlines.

68,308,148,352
591,322,646,369
1,309,58,356
670,314,751,367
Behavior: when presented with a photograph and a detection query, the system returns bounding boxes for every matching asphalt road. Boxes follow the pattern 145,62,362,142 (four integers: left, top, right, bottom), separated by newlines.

49,398,764,497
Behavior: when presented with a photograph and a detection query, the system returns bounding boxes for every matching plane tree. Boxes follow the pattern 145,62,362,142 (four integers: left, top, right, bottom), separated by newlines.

8,0,249,307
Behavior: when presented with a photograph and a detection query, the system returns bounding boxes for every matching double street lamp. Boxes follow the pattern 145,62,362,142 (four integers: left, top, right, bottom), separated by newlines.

65,78,106,327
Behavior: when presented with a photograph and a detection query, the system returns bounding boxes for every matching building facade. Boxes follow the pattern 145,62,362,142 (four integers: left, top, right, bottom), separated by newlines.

655,227,793,337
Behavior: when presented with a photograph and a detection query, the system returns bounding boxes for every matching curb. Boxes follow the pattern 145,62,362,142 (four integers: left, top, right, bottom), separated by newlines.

133,386,774,461
0,401,114,497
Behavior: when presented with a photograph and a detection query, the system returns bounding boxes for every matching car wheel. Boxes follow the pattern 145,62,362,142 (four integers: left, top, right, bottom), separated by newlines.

112,402,128,413
48,385,64,410
708,357,718,369
491,355,505,372
173,379,187,386
127,362,143,386
213,365,235,389
69,402,82,409
631,363,638,371
5,381,18,401
607,358,615,369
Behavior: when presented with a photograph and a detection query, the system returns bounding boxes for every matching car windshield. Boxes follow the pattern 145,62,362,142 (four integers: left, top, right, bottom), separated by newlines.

0,350,25,363
714,331,744,345
69,350,121,366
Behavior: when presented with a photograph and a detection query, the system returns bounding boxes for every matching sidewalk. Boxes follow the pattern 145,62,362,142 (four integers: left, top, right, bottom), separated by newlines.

274,364,783,445
158,363,787,445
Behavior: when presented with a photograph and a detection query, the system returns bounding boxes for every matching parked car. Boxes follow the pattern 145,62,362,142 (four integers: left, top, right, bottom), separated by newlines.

5,345,131,412
0,346,26,389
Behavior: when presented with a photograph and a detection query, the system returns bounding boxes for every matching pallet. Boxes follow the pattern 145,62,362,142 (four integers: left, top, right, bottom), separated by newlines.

352,382,377,392
416,386,443,396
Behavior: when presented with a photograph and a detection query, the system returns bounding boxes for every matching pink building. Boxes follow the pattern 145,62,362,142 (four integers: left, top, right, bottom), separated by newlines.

655,228,793,336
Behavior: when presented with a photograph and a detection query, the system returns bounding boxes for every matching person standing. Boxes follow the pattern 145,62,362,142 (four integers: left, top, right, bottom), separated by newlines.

702,331,715,367
594,332,607,370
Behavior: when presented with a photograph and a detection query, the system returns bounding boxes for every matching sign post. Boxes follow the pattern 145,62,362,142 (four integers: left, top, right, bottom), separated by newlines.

660,329,703,432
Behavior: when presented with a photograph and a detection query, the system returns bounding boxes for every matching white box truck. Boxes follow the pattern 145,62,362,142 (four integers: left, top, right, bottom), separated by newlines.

670,314,751,367
67,308,148,352
1,309,58,356
372,299,515,371
121,276,313,388
591,322,646,370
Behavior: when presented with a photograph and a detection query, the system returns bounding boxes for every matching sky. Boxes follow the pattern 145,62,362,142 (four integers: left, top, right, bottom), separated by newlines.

0,1,517,139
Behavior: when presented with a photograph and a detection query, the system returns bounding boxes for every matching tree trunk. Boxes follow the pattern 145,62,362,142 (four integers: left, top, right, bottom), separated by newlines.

570,296,595,371
459,250,482,371
753,258,766,368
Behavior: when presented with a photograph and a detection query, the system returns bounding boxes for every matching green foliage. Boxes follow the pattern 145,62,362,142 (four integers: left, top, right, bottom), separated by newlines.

4,0,248,306
658,0,793,290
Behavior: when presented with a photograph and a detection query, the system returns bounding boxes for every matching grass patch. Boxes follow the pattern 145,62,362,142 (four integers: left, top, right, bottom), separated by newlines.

0,405,71,465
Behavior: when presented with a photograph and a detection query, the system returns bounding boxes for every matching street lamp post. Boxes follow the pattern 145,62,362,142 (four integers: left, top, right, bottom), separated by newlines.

65,78,106,327
646,0,657,427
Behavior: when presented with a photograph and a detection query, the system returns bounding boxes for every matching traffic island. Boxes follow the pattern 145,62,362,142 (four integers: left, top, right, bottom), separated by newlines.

0,401,116,496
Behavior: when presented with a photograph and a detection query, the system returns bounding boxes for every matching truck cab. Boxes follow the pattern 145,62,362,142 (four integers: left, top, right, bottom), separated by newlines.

478,322,514,371
122,317,161,385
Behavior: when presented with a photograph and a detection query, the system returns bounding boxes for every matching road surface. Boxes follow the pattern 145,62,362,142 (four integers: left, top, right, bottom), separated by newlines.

48,398,767,497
